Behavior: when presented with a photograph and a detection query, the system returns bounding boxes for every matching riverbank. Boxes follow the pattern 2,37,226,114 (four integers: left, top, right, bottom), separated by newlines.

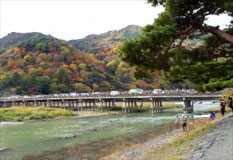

0,102,181,122
0,107,120,122
102,112,229,160
0,107,78,121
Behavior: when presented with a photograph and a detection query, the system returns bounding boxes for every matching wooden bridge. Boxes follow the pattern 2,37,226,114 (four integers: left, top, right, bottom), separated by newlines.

0,93,222,113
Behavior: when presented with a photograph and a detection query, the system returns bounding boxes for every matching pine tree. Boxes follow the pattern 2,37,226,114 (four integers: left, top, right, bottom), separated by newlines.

119,0,233,91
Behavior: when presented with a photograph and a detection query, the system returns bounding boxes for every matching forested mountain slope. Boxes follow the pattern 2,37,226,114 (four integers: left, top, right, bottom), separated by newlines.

0,26,191,96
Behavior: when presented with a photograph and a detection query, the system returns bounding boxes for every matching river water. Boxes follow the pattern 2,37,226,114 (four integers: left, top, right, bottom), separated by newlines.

0,102,219,160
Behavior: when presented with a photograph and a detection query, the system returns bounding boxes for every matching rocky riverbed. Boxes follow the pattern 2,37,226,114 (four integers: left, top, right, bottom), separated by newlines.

102,128,183,160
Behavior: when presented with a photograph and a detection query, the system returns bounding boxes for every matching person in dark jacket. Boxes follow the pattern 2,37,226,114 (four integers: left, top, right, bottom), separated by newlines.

220,99,226,116
181,114,187,131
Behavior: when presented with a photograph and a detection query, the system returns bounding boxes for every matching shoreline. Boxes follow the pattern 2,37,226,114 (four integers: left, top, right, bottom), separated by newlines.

102,113,226,160
102,126,183,160
0,110,121,123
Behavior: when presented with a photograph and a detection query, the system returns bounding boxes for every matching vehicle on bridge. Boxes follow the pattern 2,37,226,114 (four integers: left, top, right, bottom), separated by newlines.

128,89,143,94
110,91,120,96
153,89,162,94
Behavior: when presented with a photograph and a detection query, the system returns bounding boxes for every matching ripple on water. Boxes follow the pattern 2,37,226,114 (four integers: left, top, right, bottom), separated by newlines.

0,122,24,126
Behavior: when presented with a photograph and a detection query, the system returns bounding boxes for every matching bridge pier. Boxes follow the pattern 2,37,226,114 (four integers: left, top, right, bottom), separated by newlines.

150,98,163,114
122,98,138,113
46,99,51,107
183,98,194,113
98,99,115,111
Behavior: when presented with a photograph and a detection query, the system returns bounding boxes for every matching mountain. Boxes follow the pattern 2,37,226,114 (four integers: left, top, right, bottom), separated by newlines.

0,32,46,48
69,25,141,54
0,25,189,96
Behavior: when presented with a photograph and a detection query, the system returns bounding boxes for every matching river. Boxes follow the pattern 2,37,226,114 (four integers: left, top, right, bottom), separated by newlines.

0,101,219,160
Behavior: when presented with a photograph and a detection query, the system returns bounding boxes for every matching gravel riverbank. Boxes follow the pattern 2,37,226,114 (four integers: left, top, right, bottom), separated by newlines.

102,113,233,160
102,128,183,160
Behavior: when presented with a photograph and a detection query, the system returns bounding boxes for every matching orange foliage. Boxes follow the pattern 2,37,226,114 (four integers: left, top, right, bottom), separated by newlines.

52,78,58,83
101,47,110,53
96,64,105,71
136,80,149,89
73,75,83,82
14,48,21,54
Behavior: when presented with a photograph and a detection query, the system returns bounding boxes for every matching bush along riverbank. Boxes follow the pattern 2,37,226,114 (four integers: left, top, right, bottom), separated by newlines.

0,107,77,122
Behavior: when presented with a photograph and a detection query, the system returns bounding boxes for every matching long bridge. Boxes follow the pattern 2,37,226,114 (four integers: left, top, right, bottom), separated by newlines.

0,92,222,113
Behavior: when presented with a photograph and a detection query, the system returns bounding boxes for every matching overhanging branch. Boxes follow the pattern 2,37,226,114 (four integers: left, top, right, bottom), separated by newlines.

198,26,233,44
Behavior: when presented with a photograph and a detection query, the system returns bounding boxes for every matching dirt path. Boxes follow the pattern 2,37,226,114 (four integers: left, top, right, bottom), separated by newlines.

186,114,233,160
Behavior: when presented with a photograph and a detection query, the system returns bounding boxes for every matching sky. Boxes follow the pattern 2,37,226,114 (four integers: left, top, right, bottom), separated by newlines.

0,0,232,40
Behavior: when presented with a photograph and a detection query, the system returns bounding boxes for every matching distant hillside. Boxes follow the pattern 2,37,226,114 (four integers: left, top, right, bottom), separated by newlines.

69,25,141,54
0,26,191,96
0,32,47,48
0,34,132,95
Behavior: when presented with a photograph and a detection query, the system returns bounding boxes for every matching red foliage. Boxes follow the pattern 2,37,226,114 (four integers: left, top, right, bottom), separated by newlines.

136,80,149,89
27,87,36,95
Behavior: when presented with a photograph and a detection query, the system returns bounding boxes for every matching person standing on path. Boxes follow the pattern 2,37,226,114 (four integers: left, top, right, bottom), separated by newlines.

220,99,226,116
181,114,187,131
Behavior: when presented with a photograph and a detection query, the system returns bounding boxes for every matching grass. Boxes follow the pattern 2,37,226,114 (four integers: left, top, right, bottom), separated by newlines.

146,113,224,160
136,102,183,112
210,106,232,114
0,107,78,122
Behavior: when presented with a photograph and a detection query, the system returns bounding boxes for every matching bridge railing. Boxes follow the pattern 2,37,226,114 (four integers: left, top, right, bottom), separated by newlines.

0,90,223,101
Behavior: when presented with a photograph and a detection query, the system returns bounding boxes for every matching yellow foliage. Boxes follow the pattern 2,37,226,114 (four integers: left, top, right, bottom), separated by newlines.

0,75,6,80
69,64,77,71
52,78,58,83
61,64,68,69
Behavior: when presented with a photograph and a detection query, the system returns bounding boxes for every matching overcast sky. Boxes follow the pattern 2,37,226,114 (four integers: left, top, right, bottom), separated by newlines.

0,0,231,40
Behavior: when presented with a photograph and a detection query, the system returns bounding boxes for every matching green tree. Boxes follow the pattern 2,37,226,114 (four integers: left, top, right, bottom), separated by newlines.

106,59,118,74
54,68,70,85
35,42,48,53
73,83,91,93
118,0,233,91
36,76,52,94
20,75,36,92
12,72,21,87
50,83,59,93
99,81,113,91
29,68,43,77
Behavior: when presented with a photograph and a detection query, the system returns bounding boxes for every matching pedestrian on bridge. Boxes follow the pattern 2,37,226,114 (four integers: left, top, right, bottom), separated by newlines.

220,99,226,116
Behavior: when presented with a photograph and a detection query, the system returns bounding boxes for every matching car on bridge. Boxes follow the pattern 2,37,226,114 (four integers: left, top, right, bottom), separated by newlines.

128,89,143,94
110,91,120,96
153,89,162,94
